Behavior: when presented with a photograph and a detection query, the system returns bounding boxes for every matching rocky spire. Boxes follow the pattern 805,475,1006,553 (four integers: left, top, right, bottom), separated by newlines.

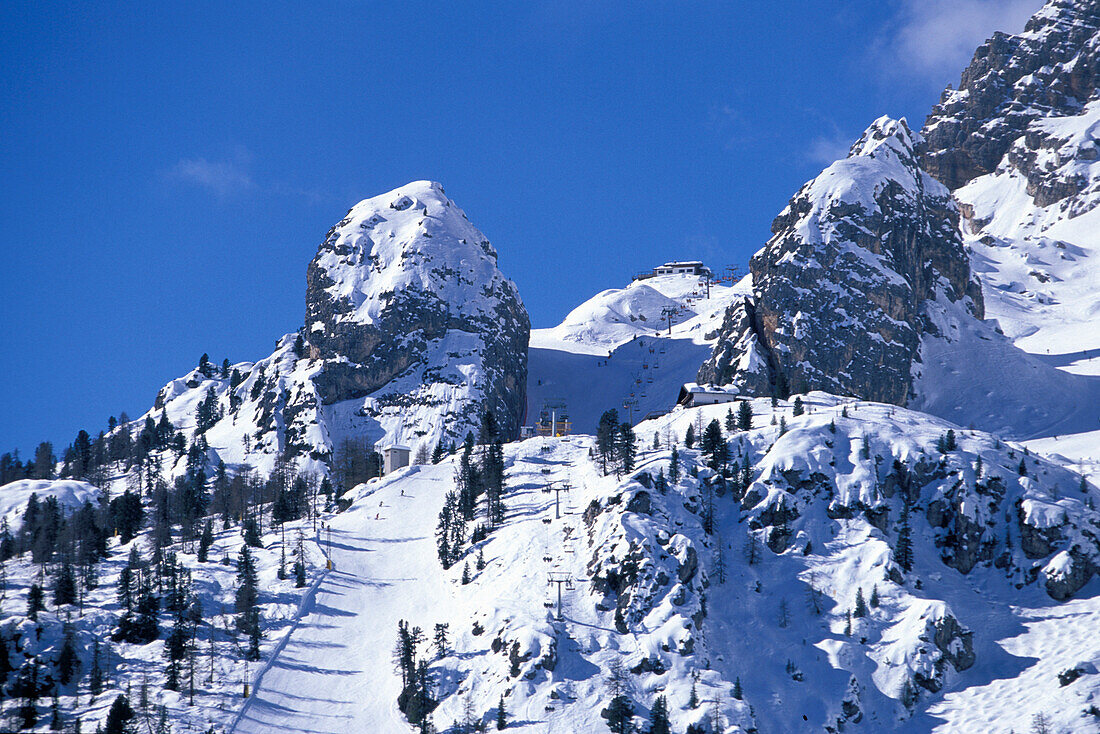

699,117,982,404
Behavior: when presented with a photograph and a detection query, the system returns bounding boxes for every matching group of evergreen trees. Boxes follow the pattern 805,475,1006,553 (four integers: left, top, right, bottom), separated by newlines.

437,412,509,570
596,410,637,477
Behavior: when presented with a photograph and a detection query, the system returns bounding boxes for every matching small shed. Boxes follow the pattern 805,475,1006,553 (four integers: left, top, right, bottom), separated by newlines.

379,444,412,475
677,383,740,407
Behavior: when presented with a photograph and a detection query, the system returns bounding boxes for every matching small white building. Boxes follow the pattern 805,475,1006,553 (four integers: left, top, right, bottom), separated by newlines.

654,261,712,277
379,444,411,475
677,383,740,407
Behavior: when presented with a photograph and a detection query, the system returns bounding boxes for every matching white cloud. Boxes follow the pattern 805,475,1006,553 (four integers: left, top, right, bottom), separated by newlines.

167,157,254,197
806,133,852,167
882,0,1040,83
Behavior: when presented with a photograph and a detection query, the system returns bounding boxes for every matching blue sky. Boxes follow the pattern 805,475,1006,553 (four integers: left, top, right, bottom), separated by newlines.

0,1,1038,453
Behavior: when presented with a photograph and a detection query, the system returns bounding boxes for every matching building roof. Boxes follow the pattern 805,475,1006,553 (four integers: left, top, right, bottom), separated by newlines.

677,383,740,404
377,443,412,452
660,261,705,268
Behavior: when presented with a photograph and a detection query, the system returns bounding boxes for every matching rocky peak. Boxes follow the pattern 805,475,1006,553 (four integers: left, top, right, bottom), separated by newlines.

921,0,1100,190
304,180,530,441
699,116,982,404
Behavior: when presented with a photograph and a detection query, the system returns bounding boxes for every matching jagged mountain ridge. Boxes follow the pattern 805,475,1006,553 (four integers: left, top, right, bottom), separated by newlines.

921,0,1100,191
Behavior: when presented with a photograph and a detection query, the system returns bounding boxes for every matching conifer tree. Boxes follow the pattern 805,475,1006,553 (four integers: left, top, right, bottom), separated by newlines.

684,423,695,449
89,639,104,696
27,583,44,620
596,410,620,475
725,407,736,432
615,423,636,475
895,504,914,573
792,396,804,416
235,545,259,632
602,660,633,734
197,520,213,563
104,694,135,734
496,694,507,730
737,400,753,431
54,562,78,606
853,587,868,617
870,585,880,608
732,676,742,700
669,444,680,485
648,694,671,734
56,625,80,685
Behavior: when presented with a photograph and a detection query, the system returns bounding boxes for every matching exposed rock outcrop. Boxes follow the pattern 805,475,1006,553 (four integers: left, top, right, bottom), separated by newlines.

699,117,982,404
921,0,1100,190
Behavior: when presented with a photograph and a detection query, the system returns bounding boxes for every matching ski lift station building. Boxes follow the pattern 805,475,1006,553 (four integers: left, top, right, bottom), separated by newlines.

378,443,411,475
677,383,741,408
654,261,711,277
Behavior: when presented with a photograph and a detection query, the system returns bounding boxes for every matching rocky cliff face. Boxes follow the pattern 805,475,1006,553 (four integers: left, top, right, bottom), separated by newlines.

303,181,530,441
699,118,982,405
135,181,529,480
921,0,1100,191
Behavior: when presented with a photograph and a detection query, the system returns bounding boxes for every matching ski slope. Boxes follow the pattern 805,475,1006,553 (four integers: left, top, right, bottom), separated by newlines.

528,272,749,434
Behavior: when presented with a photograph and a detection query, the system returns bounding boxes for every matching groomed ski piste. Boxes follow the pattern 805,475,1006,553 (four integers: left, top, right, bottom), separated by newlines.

228,393,1100,734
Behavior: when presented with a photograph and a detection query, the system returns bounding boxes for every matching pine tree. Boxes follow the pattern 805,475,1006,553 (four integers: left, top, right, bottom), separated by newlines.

684,423,695,449
53,564,78,608
853,587,868,617
792,396,804,416
725,407,736,432
247,608,262,661
895,504,913,572
737,400,753,431
615,423,636,475
89,639,104,696
235,545,259,632
647,694,671,734
870,585,880,608
732,676,742,700
433,623,449,660
461,562,470,585
197,520,213,563
945,429,957,451
688,670,700,708
27,582,44,620
669,444,680,485
603,660,633,734
104,694,135,734
56,625,80,685
496,694,507,730
596,410,620,475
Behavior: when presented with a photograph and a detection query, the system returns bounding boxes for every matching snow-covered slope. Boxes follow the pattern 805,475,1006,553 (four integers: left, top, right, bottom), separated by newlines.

233,393,1100,733
0,479,100,531
528,273,749,434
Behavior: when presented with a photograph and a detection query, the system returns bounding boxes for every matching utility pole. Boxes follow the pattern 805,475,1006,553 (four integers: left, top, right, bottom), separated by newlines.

548,572,573,621
542,482,571,519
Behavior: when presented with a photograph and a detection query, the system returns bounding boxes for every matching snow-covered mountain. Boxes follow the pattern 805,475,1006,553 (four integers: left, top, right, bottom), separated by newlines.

528,272,749,433
131,181,529,482
6,1,1100,733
